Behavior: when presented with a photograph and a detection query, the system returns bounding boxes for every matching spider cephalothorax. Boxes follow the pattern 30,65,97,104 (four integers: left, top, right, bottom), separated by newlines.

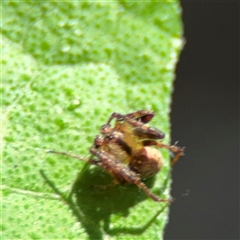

49,110,184,202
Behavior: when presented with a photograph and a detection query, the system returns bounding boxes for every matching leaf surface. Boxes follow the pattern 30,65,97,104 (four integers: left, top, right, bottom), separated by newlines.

2,2,183,239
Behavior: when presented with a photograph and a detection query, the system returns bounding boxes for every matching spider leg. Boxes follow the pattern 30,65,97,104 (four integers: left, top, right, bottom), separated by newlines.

124,110,155,124
104,111,164,141
133,125,165,139
90,147,171,202
106,112,125,125
155,142,184,166
140,141,185,166
106,110,155,125
47,150,97,165
134,179,171,203
100,124,115,136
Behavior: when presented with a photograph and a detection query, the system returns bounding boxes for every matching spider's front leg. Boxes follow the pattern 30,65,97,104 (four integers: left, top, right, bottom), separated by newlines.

132,124,165,140
90,147,171,202
124,110,155,124
47,150,99,165
106,110,155,125
104,112,165,140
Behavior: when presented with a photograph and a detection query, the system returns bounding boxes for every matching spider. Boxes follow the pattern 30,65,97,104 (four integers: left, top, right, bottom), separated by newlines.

48,110,184,202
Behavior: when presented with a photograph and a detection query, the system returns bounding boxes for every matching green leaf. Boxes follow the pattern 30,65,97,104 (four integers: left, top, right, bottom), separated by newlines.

2,1,183,239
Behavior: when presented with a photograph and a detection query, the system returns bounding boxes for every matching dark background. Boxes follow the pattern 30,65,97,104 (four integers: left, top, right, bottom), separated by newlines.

165,2,239,240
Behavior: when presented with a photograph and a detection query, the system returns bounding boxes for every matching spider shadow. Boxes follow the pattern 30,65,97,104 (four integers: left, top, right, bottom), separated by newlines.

71,163,170,239
40,164,170,240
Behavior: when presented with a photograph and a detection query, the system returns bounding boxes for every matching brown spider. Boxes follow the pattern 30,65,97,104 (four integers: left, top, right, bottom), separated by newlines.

48,110,184,202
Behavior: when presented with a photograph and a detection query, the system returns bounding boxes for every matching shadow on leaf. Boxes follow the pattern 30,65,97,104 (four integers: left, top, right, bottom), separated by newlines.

40,164,169,240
